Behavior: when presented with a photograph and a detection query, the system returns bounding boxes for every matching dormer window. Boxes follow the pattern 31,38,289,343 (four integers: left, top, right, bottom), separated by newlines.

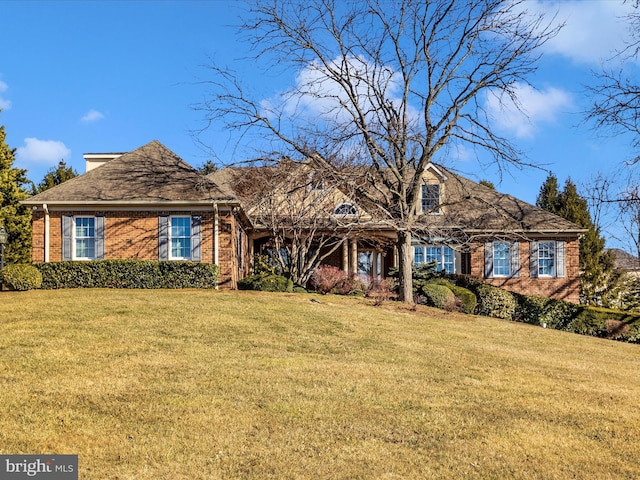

334,202,358,216
421,183,441,213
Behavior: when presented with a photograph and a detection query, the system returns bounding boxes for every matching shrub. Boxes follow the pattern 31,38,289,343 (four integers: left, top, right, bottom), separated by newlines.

366,278,397,305
309,265,364,295
474,284,517,320
237,274,293,292
449,285,477,314
421,283,457,311
1,264,43,291
310,265,347,294
35,260,218,289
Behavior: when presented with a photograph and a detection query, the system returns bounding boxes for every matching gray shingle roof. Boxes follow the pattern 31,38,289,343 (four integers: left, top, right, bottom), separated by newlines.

24,140,235,204
210,163,586,236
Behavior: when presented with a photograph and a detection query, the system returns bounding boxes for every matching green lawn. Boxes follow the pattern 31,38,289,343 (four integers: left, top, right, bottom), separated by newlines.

1,289,639,479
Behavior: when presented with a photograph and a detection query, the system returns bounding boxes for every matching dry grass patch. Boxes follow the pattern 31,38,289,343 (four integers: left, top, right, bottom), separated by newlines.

1,289,639,479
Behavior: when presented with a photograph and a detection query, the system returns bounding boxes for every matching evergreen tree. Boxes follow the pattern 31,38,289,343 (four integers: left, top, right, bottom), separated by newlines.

196,159,218,176
34,159,77,193
0,119,32,264
536,172,560,214
537,175,619,306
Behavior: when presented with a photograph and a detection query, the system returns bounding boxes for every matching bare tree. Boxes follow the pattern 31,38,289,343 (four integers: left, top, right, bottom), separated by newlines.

196,0,561,302
586,2,640,163
226,162,368,285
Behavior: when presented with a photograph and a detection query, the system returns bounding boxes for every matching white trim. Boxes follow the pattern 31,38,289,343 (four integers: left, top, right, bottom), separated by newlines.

536,240,556,278
72,215,97,261
214,204,219,266
168,215,192,261
43,203,50,262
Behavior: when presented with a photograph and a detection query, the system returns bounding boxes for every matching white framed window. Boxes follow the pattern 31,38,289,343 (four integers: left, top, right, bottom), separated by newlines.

493,241,511,277
334,202,357,216
485,241,520,279
73,216,96,260
158,215,201,262
62,215,104,261
537,241,555,277
530,240,565,278
170,216,192,260
421,183,441,213
413,245,455,273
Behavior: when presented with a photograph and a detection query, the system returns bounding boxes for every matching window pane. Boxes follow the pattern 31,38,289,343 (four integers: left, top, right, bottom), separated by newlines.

425,246,440,265
75,217,95,259
171,238,191,259
414,246,424,265
170,217,191,259
421,184,440,212
358,251,373,275
538,241,555,276
443,246,454,274
75,217,95,237
493,242,511,276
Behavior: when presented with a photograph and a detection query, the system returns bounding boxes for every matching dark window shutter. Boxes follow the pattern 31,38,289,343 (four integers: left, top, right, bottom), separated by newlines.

556,241,565,278
484,242,493,278
529,241,539,278
191,215,201,262
158,215,169,261
511,242,520,278
95,216,105,260
62,215,73,261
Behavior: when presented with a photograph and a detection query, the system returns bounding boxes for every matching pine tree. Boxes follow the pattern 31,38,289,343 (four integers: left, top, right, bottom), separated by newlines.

34,159,77,193
536,172,560,214
0,119,32,264
537,175,619,305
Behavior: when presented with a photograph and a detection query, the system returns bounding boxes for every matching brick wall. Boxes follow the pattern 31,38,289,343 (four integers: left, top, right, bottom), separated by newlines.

469,238,581,303
31,209,240,289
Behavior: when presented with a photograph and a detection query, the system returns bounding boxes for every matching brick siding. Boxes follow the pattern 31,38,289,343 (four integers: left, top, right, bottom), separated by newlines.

469,238,581,303
31,209,244,289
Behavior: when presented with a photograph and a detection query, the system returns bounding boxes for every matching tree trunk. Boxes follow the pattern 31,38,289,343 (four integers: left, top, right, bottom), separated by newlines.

397,230,414,304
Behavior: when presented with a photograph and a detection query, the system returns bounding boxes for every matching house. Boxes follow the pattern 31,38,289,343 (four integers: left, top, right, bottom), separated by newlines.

23,141,251,289
24,141,586,302
210,161,586,302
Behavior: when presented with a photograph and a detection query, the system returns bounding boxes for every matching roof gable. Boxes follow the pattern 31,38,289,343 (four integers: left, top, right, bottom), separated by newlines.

25,141,235,204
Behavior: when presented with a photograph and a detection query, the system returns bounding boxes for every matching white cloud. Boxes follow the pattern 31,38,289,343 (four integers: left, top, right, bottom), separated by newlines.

16,138,71,167
530,0,636,65
485,83,573,139
0,80,11,110
262,55,416,125
80,109,105,123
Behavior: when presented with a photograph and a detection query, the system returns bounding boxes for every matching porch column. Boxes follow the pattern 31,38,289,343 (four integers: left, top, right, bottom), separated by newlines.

373,251,380,279
342,238,349,273
350,239,358,275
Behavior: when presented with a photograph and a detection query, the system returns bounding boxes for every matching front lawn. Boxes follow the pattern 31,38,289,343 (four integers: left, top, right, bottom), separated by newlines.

1,289,639,479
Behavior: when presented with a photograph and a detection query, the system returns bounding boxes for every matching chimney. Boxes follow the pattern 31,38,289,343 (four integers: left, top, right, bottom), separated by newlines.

83,152,125,172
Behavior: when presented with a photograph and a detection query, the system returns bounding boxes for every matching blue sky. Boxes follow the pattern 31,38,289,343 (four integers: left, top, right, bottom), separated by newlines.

1,0,638,248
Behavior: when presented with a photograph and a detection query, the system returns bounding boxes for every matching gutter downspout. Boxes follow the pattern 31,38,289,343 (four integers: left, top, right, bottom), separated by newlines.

214,203,219,290
43,204,50,263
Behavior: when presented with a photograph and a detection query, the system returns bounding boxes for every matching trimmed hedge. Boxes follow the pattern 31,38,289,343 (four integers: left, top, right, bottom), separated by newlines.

473,283,518,320
449,285,477,314
421,283,456,310
1,264,43,291
35,260,219,289
237,274,294,293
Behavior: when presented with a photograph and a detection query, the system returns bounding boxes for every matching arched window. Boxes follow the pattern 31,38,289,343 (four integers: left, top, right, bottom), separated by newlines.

333,202,358,216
